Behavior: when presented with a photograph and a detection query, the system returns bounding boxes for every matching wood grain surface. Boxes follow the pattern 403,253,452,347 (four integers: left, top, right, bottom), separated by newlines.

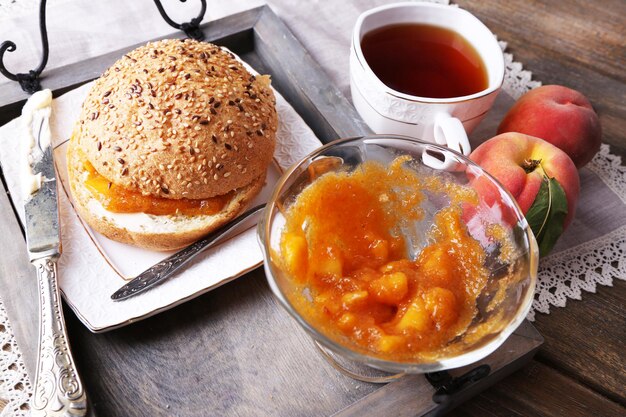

0,0,625,416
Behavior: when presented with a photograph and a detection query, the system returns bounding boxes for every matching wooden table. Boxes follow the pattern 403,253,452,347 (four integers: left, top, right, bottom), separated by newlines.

0,1,624,416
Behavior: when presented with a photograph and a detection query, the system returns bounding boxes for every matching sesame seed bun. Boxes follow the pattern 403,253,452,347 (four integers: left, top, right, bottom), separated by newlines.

74,38,277,199
67,39,277,251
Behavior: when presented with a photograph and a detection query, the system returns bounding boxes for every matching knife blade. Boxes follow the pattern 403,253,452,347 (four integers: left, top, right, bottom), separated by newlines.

110,203,266,301
21,89,88,417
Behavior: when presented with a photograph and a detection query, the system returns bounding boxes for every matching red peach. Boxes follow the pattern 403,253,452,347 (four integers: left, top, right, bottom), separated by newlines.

470,132,580,229
497,85,601,168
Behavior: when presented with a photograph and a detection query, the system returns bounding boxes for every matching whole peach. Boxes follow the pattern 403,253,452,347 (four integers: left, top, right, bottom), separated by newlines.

470,132,580,229
497,85,601,168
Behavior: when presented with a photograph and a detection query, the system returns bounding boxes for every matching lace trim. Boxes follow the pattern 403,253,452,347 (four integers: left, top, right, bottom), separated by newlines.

499,40,543,99
529,225,626,321
587,144,626,204
0,299,31,417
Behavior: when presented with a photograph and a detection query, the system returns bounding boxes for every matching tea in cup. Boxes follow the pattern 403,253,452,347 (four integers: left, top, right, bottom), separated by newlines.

350,2,505,157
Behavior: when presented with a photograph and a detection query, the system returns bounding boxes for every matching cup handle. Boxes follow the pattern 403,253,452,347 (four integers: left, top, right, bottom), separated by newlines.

422,114,471,171
434,113,471,155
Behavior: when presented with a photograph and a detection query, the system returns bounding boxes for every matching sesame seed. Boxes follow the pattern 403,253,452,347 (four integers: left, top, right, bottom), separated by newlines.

117,158,125,165
114,146,122,152
96,142,102,151
121,167,129,176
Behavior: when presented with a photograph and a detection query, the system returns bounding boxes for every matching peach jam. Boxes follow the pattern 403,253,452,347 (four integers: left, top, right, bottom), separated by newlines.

277,157,491,361
83,159,232,216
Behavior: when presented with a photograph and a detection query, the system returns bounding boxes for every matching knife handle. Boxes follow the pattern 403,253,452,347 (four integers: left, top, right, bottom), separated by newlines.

31,255,87,417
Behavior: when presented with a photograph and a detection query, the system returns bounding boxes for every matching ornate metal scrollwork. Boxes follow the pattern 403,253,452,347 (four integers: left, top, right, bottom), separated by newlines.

0,0,49,93
152,0,207,41
32,257,87,416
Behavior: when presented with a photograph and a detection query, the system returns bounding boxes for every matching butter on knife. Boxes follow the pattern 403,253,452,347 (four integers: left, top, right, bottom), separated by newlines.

20,88,53,199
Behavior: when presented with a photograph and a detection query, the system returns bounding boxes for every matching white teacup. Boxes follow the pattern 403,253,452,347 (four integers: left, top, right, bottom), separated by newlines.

350,2,504,157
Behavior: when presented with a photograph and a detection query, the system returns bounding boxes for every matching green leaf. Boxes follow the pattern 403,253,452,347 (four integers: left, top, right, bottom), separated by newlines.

525,176,568,257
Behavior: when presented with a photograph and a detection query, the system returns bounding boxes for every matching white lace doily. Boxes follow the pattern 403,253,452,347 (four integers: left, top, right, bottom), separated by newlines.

0,301,31,417
0,0,624,414
530,223,626,321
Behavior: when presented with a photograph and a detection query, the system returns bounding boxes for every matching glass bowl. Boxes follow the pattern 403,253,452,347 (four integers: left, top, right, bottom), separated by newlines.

257,135,538,374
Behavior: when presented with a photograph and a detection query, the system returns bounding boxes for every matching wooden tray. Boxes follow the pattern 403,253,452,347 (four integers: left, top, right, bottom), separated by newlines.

0,5,542,416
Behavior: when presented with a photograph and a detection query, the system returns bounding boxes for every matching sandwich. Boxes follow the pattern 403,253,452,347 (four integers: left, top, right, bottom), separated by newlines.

67,39,277,251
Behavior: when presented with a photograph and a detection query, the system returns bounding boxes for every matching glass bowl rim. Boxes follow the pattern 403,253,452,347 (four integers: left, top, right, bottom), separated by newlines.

258,134,538,373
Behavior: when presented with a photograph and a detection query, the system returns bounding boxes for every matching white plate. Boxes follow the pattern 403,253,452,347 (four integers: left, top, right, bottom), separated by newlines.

0,60,322,332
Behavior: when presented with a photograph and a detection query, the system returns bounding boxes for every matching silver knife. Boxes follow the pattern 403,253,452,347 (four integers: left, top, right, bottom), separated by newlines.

21,90,87,416
110,203,266,301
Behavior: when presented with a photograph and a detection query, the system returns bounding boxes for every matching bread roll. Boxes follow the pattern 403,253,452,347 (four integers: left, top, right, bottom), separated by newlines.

68,39,277,251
